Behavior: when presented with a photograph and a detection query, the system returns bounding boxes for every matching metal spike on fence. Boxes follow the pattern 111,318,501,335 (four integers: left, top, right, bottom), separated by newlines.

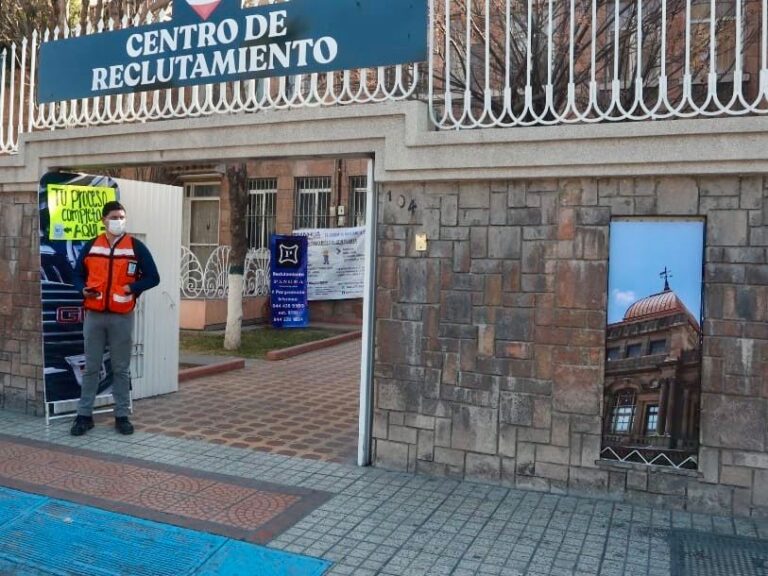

8,43,17,151
0,49,6,152
18,39,28,140
28,31,38,133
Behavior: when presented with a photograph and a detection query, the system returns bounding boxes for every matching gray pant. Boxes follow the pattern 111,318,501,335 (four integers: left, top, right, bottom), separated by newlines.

77,310,134,418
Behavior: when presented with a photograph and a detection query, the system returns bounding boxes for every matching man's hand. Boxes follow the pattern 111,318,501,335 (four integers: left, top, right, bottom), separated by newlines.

83,288,99,298
122,285,132,294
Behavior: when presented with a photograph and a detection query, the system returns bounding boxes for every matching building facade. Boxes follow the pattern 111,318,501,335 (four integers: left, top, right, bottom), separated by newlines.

1,105,767,517
128,159,368,329
1,0,768,518
601,285,702,468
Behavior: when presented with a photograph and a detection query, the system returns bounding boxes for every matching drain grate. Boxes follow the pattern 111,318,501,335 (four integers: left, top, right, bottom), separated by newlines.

670,529,768,576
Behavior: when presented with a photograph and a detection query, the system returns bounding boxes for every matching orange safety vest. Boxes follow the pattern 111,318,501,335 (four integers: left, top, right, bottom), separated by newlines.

82,234,139,314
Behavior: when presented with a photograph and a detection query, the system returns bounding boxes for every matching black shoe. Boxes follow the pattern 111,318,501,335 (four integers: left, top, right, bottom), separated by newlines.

115,417,134,435
70,415,94,436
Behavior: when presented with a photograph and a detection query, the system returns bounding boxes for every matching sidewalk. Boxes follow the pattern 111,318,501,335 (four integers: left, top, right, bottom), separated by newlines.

0,411,767,576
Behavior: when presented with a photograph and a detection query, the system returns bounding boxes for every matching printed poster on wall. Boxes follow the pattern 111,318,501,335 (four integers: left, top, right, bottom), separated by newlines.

39,172,120,408
293,227,365,301
600,219,704,470
270,234,309,328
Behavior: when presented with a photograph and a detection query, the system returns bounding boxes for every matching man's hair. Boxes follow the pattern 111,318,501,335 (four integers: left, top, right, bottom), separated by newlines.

102,200,126,217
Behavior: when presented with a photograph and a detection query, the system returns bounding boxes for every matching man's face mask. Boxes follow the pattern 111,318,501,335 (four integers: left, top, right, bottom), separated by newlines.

106,218,126,236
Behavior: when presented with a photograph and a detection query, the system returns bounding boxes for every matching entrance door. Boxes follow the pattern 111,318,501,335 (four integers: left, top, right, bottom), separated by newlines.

115,178,183,400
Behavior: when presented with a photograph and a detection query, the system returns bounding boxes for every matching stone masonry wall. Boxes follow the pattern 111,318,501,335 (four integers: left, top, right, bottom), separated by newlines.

372,176,768,518
0,188,44,414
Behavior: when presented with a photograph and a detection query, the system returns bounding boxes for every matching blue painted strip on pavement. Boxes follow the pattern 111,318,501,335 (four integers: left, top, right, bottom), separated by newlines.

0,487,330,576
0,557,62,576
197,539,330,576
0,486,47,527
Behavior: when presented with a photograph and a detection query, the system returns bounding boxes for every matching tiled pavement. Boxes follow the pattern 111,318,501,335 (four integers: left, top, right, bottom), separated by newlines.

2,344,768,575
1,410,768,575
133,339,362,464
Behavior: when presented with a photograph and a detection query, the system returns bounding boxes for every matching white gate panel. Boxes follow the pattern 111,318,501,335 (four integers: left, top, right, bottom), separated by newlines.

115,178,182,400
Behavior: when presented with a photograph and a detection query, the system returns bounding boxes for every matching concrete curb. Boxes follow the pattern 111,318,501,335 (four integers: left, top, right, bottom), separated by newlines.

265,331,362,361
178,358,246,382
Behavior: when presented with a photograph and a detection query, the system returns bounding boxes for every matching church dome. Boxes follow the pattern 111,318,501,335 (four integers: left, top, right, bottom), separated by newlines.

623,289,687,321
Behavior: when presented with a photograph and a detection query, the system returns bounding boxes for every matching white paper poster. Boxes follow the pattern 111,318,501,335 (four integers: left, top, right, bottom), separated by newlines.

293,227,366,300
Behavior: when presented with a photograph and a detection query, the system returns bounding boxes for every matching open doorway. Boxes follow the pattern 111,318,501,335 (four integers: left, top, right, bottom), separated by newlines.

117,156,376,466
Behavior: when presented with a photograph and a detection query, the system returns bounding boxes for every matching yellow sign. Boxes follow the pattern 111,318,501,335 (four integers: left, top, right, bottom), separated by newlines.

47,184,117,240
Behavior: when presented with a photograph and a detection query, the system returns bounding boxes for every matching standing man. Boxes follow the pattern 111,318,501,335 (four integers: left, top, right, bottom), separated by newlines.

70,201,160,436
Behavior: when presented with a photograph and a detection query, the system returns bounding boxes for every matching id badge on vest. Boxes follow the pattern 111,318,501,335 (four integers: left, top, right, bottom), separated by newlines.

127,261,138,277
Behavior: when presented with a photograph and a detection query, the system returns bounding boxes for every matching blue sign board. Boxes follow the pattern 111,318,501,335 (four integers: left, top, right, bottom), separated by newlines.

37,0,427,103
270,234,309,328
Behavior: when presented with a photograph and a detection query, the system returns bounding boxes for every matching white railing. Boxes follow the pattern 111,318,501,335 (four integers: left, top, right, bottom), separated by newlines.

428,0,768,128
2,0,768,152
600,446,698,470
181,245,271,299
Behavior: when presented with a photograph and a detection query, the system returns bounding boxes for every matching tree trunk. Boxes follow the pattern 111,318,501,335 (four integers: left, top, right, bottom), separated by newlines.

80,1,89,32
51,0,68,31
224,163,249,350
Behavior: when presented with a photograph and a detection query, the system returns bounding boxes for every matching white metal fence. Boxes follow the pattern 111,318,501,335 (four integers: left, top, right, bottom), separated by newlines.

428,0,768,128
181,245,270,299
1,0,768,153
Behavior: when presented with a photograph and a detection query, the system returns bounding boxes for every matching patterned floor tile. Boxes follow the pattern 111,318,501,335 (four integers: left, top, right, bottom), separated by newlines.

152,475,216,495
212,491,300,529
132,339,362,463
0,435,331,544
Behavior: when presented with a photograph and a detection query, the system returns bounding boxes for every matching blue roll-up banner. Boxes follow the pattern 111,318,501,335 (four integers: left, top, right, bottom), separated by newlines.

37,0,428,103
269,234,309,328
38,172,120,409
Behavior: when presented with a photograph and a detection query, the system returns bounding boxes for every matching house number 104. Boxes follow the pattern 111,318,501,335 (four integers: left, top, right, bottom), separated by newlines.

387,190,417,213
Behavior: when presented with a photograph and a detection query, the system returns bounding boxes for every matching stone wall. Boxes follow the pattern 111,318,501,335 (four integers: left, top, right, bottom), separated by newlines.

372,176,768,517
309,300,363,325
0,188,44,414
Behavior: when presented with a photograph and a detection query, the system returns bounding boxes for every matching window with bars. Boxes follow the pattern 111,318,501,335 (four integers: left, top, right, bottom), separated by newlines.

349,175,368,226
610,390,636,434
246,178,277,249
294,176,332,229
